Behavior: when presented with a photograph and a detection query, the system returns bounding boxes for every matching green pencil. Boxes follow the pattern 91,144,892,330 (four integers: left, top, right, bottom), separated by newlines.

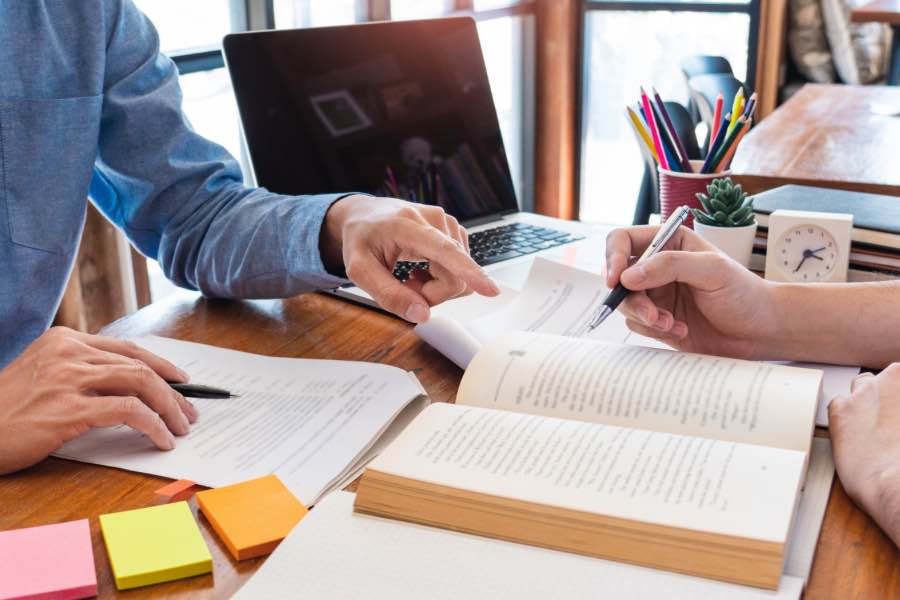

709,116,746,173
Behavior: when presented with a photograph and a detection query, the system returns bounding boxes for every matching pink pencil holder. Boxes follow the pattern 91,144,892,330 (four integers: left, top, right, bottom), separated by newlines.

659,160,731,229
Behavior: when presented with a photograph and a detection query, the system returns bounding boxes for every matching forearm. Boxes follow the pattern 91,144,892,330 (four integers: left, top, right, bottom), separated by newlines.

763,281,900,368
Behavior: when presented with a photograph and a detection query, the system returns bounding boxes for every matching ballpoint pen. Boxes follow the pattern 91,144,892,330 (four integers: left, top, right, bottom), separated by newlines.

588,205,691,331
168,383,237,399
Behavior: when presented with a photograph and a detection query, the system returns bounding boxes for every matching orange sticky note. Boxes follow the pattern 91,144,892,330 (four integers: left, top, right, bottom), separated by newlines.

154,479,198,502
196,475,307,560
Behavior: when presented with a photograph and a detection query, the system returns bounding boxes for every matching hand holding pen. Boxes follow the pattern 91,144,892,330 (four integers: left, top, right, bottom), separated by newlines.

600,219,773,356
589,206,690,330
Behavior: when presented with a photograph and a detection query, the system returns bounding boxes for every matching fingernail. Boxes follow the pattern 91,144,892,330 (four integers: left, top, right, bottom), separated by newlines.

164,432,176,450
672,322,688,337
405,303,430,323
177,368,190,382
486,278,501,295
637,307,651,323
178,412,190,435
625,265,647,284
186,401,199,424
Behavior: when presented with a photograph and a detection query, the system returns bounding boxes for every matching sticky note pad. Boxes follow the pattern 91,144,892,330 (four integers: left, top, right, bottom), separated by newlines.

0,519,97,600
99,501,212,590
197,475,307,560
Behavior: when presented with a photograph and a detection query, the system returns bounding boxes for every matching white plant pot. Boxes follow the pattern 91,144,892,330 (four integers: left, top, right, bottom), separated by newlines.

694,220,757,268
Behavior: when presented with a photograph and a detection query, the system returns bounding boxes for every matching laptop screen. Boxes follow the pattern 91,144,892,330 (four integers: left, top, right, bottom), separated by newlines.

223,18,519,224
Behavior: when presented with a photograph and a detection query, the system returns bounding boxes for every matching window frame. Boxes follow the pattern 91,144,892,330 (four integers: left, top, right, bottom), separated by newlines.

575,0,761,222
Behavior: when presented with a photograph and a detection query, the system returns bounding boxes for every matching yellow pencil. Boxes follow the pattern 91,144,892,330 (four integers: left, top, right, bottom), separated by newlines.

728,88,745,133
626,106,658,162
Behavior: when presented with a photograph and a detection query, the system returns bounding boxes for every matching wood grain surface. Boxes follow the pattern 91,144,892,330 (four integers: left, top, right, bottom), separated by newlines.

852,0,900,25
732,84,900,197
1,288,898,598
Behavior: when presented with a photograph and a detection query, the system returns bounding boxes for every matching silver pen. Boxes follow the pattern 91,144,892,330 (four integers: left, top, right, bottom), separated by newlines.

588,205,691,330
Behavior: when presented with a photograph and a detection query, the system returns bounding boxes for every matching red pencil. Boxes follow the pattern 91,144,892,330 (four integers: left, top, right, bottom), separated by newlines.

710,93,724,143
640,88,668,170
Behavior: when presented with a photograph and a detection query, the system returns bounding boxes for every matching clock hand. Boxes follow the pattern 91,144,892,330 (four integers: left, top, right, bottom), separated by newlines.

810,254,824,261
809,246,826,255
793,255,809,273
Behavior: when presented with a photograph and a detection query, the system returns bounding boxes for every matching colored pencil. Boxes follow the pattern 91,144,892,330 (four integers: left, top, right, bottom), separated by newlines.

710,116,747,172
640,88,669,170
728,88,744,134
700,113,731,173
710,93,724,143
648,102,681,172
742,92,758,119
717,117,752,171
652,88,693,172
626,106,658,162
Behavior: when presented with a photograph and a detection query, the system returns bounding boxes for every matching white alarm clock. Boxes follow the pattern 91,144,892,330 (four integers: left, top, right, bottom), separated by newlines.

764,210,853,283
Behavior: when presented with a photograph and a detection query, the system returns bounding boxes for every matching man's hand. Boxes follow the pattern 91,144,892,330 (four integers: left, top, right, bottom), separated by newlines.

0,327,198,475
321,195,499,323
830,368,900,548
605,225,778,358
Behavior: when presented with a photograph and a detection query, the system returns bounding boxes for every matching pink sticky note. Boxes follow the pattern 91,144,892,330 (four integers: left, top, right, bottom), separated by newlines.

0,519,97,600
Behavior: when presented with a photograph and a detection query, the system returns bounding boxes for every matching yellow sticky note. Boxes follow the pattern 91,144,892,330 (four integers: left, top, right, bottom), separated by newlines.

197,475,307,560
99,501,212,590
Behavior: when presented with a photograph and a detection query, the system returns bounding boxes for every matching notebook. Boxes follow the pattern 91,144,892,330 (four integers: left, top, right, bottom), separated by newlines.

53,336,429,506
354,331,823,589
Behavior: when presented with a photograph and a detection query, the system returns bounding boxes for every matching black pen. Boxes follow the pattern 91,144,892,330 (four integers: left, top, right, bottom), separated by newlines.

168,383,237,399
588,205,690,330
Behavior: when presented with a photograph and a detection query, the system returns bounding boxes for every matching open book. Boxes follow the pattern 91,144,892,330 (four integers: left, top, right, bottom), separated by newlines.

416,257,859,426
355,332,823,589
53,337,429,506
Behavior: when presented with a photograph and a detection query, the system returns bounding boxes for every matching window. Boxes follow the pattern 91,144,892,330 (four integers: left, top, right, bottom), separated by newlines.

273,0,359,27
578,1,758,225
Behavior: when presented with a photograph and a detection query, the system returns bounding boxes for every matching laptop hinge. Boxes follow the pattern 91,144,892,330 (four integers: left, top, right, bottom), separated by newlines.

461,209,519,228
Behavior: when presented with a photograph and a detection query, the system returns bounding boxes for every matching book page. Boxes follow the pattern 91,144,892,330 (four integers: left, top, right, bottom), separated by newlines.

235,491,804,600
457,332,821,453
415,258,631,368
53,336,428,506
369,403,806,543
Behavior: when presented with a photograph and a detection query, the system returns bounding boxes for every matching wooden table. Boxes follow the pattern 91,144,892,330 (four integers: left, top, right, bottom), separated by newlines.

731,84,900,197
852,0,900,85
2,289,899,598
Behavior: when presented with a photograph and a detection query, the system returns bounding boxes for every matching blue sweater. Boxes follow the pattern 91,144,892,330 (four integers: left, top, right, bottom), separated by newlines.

0,0,350,366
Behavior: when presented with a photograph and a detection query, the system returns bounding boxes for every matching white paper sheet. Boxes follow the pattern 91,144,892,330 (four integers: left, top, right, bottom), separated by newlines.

233,491,805,600
53,336,429,506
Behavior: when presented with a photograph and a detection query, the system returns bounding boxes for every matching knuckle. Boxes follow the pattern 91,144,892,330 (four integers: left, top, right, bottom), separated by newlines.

398,205,421,220
118,396,141,418
883,363,900,378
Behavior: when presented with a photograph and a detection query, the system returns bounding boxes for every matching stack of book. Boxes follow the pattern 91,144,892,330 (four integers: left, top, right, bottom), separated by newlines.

750,185,900,281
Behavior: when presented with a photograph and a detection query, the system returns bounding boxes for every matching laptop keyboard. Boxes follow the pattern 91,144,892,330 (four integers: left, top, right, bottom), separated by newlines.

469,223,585,266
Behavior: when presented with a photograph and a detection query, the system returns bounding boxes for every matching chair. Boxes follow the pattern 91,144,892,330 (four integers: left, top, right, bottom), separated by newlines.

631,101,701,225
680,55,734,124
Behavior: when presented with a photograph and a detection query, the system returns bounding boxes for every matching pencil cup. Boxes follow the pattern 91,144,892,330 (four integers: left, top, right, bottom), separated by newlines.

658,160,731,229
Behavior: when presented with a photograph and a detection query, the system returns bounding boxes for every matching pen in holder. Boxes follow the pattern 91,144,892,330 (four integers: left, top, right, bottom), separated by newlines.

658,159,732,229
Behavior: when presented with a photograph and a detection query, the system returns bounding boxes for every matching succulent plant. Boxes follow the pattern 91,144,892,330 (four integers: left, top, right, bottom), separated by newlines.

692,178,755,228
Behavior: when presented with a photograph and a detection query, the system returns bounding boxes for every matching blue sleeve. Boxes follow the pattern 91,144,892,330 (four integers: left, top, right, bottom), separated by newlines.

90,0,350,298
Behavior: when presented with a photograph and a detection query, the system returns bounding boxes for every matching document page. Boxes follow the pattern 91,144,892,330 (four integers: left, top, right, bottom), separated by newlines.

458,332,821,453
235,491,804,600
54,337,428,505
369,403,806,543
415,258,631,368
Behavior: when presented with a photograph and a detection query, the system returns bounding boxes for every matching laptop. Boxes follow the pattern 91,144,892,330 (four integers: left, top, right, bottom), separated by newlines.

223,17,598,306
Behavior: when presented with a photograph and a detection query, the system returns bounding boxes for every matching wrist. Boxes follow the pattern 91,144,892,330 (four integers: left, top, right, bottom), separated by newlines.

320,194,369,275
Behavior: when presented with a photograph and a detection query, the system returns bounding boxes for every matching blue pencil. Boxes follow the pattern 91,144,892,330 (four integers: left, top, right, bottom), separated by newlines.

700,113,731,173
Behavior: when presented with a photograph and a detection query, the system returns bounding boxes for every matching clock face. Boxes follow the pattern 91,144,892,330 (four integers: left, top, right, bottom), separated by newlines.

773,224,839,282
